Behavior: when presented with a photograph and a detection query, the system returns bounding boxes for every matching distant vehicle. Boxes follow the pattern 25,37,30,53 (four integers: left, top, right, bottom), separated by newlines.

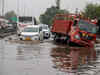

5,22,17,33
17,16,35,35
18,16,34,23
39,24,50,39
0,18,9,29
18,25,43,41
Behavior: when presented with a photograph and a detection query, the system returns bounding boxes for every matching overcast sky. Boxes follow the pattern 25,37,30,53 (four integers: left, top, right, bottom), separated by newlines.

0,0,100,18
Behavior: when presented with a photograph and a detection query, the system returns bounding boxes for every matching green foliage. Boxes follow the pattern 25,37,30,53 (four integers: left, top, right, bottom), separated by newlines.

39,6,69,27
4,11,17,20
84,3,100,19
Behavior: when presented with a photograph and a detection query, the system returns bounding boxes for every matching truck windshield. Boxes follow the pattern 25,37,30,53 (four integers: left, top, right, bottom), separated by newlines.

78,20,97,33
23,27,38,32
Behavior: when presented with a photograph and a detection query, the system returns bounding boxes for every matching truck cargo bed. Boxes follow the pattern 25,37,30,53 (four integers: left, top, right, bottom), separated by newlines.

52,20,72,35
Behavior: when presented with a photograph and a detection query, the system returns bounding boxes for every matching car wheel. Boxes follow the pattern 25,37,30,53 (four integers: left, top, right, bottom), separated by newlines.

19,38,23,40
18,34,21,36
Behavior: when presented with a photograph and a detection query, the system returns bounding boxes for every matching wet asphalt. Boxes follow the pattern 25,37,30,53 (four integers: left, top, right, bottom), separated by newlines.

0,35,100,75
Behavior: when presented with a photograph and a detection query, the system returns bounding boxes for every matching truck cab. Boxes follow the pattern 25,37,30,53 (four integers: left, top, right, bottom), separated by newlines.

69,19,97,47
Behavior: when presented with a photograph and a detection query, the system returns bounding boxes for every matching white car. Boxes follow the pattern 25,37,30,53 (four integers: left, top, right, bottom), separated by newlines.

18,25,43,40
39,24,50,39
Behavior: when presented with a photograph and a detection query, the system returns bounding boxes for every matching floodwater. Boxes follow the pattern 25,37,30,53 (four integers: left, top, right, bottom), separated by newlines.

0,36,100,75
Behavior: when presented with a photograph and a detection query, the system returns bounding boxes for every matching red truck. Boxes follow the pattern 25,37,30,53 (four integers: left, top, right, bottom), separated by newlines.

51,14,97,47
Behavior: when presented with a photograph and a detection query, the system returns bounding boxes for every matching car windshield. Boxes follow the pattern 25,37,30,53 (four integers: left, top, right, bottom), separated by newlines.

23,27,38,32
78,20,97,33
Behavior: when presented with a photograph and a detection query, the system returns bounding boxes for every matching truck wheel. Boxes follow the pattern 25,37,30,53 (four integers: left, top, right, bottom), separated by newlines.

54,35,61,42
68,41,73,46
19,38,23,40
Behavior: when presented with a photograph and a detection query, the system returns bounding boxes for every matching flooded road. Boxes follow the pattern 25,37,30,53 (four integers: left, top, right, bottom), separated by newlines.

0,36,100,75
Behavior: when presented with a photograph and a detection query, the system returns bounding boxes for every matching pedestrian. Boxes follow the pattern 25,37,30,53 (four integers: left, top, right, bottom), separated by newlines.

40,31,44,42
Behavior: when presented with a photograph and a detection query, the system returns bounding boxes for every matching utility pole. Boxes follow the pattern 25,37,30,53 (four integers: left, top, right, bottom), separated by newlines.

56,0,60,9
2,0,5,16
24,1,26,16
17,0,19,16
75,8,78,15
17,0,20,29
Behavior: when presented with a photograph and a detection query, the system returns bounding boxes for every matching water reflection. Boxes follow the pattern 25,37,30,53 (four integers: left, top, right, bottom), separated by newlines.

51,46,96,74
1,38,99,75
16,44,41,60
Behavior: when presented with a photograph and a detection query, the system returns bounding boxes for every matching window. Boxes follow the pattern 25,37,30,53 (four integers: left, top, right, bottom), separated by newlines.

23,27,38,32
78,20,96,33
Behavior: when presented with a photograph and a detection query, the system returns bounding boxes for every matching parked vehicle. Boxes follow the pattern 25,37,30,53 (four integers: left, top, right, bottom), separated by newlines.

51,14,97,47
18,25,43,41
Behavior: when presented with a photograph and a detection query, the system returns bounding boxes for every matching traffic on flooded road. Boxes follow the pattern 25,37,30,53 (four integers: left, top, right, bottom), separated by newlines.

1,0,100,75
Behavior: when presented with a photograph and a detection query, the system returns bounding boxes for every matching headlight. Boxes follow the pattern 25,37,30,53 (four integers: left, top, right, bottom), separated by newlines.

74,35,80,39
34,37,39,40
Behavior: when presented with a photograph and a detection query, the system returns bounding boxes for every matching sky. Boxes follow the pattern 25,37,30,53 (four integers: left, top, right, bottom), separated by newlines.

0,0,100,18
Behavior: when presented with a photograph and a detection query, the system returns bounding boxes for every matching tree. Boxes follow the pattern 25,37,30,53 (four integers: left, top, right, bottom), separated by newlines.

39,6,69,27
84,3,100,19
4,11,17,20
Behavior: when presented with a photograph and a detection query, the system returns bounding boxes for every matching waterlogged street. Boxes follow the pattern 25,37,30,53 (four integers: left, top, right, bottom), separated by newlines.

1,0,100,75
0,35,100,75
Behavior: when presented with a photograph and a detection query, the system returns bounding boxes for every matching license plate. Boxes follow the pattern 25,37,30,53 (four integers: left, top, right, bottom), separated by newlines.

25,37,31,40
82,33,86,37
